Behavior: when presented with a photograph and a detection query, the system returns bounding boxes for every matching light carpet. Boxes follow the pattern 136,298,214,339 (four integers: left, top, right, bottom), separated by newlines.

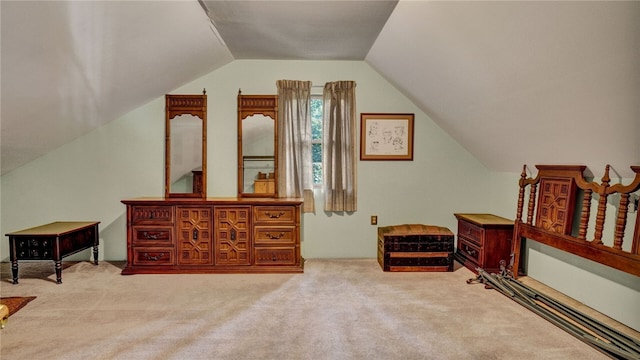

0,259,621,359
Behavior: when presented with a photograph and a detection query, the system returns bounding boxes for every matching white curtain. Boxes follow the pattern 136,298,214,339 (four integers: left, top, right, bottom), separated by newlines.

276,80,315,212
323,81,357,212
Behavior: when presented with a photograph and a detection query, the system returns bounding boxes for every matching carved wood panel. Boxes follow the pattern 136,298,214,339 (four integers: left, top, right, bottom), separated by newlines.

176,207,212,265
215,206,251,265
535,178,577,235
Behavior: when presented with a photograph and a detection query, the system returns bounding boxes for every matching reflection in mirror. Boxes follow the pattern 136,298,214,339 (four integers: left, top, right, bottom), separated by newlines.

242,115,275,194
165,91,207,198
169,114,202,194
237,92,277,198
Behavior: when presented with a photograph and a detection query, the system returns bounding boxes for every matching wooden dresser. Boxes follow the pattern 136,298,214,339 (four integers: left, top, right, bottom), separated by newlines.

453,213,514,274
121,197,303,274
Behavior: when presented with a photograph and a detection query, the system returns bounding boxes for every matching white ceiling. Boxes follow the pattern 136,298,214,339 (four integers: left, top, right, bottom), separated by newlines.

2,0,639,177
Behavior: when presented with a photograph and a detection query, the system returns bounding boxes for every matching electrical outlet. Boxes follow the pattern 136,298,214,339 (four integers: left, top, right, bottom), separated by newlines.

371,215,378,225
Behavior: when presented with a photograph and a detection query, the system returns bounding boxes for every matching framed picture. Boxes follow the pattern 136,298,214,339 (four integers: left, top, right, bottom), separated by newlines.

360,113,414,160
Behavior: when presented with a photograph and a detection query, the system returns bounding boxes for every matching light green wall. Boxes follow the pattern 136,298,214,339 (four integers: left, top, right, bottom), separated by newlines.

0,60,494,262
1,60,637,330
164,59,499,259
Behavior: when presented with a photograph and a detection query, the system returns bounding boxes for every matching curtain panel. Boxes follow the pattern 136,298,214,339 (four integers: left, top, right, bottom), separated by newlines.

276,80,315,213
323,81,357,212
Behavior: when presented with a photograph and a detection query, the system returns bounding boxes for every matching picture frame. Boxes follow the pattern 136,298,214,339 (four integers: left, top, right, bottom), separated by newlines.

360,113,414,160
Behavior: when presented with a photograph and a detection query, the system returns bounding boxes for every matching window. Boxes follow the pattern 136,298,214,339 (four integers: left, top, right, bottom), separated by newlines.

311,95,323,185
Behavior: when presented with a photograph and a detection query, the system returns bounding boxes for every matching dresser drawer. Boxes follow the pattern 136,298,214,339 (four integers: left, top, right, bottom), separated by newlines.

458,220,484,245
253,206,296,224
254,226,296,245
457,238,483,266
131,206,174,224
132,247,174,266
132,226,173,245
255,247,297,265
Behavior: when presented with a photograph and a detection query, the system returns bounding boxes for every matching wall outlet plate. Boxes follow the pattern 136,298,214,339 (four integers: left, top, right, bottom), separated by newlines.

371,215,378,225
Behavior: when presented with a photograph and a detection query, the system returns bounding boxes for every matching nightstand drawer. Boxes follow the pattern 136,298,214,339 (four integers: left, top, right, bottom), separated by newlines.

457,238,482,266
458,220,484,245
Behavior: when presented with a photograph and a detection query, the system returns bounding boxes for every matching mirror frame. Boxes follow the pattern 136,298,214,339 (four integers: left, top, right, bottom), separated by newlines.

237,91,278,198
165,91,207,199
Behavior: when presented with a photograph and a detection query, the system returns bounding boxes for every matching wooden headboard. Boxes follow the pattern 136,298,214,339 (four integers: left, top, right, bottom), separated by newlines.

510,164,640,278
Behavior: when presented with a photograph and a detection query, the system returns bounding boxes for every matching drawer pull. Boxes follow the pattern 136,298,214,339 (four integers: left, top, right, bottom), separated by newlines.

272,253,277,262
265,232,285,240
193,229,199,240
464,245,477,257
265,211,285,219
142,232,159,240
143,253,165,261
231,229,237,241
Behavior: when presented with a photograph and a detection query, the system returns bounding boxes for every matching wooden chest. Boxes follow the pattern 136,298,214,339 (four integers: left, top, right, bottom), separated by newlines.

377,224,454,272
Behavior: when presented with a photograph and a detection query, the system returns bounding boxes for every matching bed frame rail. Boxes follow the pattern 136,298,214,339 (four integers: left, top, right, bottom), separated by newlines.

511,164,640,278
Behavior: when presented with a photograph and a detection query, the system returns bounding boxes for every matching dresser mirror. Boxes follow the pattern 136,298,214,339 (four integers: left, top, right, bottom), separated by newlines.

237,92,278,197
165,91,207,198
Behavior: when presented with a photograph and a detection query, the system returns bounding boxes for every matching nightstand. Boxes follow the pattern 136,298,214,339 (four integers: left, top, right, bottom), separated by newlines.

453,213,514,274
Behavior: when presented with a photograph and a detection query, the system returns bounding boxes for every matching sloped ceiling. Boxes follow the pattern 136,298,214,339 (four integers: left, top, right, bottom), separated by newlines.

367,1,640,177
1,0,233,175
2,0,639,177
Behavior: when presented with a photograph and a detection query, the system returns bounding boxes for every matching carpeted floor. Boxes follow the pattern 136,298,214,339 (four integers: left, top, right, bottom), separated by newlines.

0,259,634,359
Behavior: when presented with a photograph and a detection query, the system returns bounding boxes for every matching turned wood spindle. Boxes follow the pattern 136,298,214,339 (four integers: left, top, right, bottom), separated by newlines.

515,165,527,222
613,194,629,250
578,189,592,240
592,165,611,245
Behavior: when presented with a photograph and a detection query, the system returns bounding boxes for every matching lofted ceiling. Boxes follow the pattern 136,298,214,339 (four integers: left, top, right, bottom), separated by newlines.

1,0,638,177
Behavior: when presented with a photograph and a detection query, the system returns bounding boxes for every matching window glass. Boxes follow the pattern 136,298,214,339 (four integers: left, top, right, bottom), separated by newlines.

311,96,323,184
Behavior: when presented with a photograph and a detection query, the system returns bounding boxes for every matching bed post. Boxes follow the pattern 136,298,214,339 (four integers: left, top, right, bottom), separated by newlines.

509,165,529,278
